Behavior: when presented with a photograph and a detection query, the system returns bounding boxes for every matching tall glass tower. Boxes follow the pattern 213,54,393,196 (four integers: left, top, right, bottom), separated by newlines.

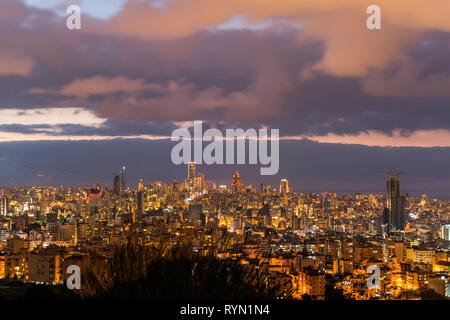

113,175,120,195
188,161,196,180
121,166,126,190
386,172,406,232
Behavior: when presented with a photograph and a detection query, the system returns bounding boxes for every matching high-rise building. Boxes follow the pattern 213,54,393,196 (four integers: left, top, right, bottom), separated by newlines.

188,161,196,180
420,192,428,206
386,172,406,232
0,197,7,216
113,175,120,195
137,179,144,191
320,192,332,228
381,207,389,235
188,161,196,192
441,225,450,241
280,178,289,193
120,166,126,190
136,190,144,214
197,172,206,193
231,171,243,193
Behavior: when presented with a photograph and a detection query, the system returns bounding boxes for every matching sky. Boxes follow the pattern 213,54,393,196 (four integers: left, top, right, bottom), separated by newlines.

1,0,450,197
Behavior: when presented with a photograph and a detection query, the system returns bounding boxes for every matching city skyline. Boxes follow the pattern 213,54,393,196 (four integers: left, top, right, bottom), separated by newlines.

0,161,448,202
1,139,450,199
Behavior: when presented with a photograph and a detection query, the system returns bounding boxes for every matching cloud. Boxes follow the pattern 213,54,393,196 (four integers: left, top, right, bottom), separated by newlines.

38,76,162,97
0,110,179,142
0,132,170,143
0,108,105,126
362,56,450,98
0,0,449,146
295,129,450,148
0,51,34,76
84,0,450,78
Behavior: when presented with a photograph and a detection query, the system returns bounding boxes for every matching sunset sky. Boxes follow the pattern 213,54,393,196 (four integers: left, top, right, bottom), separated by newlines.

1,0,450,196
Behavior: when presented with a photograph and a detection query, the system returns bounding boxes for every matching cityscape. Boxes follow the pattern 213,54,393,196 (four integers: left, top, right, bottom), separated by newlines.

0,162,449,300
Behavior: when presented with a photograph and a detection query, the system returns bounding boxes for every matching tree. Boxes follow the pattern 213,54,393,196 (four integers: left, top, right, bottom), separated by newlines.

78,243,288,300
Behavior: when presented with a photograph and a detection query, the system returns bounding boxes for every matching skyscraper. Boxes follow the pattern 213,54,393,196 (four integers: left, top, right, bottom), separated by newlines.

113,175,120,195
188,161,196,180
386,172,406,232
231,171,243,193
280,178,289,193
136,190,145,222
0,197,7,216
137,179,144,191
321,192,332,228
197,172,205,193
188,161,196,192
442,225,450,241
121,166,126,190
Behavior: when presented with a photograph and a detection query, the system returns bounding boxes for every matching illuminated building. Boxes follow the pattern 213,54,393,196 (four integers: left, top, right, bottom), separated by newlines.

420,192,428,206
280,178,289,194
121,166,126,190
0,255,5,278
138,179,144,191
441,224,450,241
0,197,7,216
408,248,436,264
196,172,206,193
354,245,384,262
298,268,325,299
188,161,196,180
188,161,196,192
5,253,27,279
232,171,243,193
